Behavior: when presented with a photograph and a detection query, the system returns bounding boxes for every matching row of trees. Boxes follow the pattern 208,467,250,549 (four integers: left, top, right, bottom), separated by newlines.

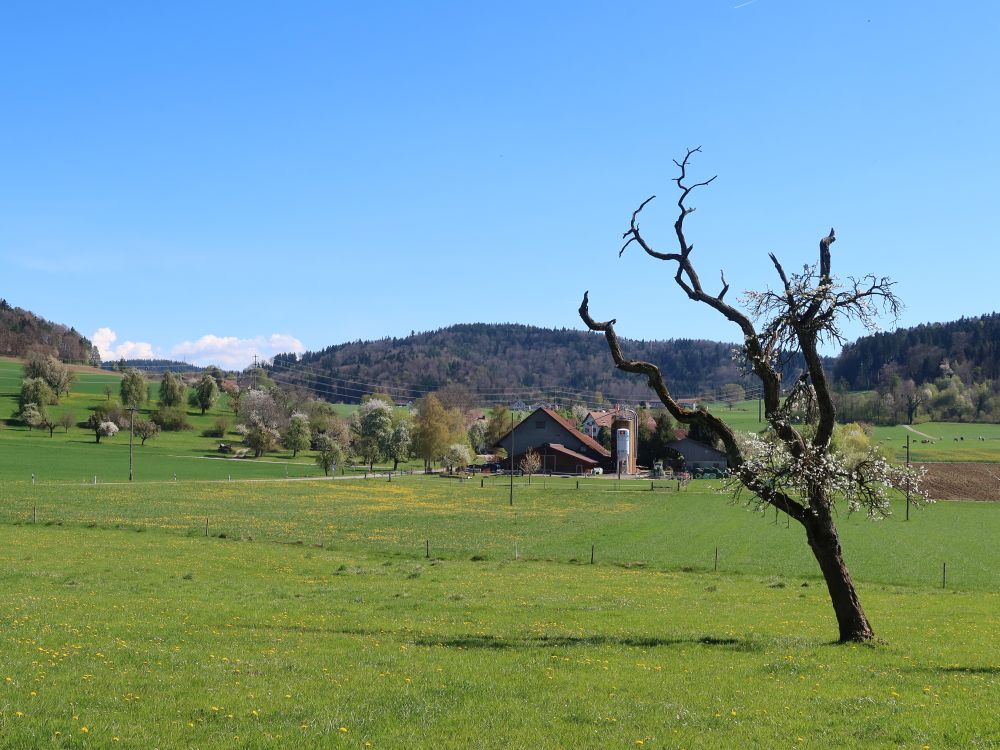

837,367,1000,425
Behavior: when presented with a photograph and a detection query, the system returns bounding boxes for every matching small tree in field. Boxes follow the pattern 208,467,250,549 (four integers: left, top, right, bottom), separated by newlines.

519,449,541,482
58,410,76,433
21,403,56,435
351,398,393,472
86,414,119,443
580,149,925,643
134,419,160,446
20,377,55,412
283,413,311,457
442,443,471,474
159,371,186,407
189,374,219,415
386,418,412,471
314,434,345,476
120,369,147,409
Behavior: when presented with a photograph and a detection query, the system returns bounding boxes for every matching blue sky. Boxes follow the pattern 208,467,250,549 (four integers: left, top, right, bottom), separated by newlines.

2,2,997,368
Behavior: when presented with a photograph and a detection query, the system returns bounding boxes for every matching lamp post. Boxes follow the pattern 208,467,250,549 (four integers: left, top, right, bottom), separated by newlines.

905,433,910,521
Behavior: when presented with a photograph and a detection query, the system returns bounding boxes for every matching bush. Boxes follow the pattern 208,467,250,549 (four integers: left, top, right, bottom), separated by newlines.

202,416,228,438
152,405,191,431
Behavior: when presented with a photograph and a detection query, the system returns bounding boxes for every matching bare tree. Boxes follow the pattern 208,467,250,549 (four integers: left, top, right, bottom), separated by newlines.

579,148,925,643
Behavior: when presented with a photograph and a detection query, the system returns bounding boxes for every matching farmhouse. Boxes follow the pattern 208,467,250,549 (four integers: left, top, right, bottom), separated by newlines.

582,407,659,442
580,409,613,439
495,407,613,474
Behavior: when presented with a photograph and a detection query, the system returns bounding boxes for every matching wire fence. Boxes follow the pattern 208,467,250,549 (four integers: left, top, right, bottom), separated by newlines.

0,473,986,592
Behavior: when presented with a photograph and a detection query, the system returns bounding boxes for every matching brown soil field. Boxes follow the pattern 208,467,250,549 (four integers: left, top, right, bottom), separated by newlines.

919,462,1000,501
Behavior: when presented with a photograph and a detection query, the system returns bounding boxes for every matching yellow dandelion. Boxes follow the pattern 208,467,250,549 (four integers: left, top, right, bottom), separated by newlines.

340,726,349,733
80,726,89,733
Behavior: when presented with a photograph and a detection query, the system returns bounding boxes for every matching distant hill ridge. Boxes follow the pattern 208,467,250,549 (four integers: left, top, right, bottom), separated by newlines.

834,312,1000,388
268,323,767,404
0,299,96,364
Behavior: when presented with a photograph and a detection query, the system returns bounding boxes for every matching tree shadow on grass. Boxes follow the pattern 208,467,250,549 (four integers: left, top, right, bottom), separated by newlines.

906,665,1000,675
414,633,760,652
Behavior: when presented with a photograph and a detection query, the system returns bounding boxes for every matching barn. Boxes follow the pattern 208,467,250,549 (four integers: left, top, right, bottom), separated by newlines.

494,407,613,474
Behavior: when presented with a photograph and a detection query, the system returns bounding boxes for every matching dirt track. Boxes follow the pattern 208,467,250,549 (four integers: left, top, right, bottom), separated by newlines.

919,462,1000,501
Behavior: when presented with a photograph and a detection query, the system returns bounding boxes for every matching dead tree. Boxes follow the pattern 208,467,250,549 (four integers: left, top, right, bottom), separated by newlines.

579,148,925,643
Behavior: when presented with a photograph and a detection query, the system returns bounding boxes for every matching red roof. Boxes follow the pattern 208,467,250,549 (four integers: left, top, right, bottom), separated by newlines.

541,408,611,457
544,443,599,466
586,410,615,429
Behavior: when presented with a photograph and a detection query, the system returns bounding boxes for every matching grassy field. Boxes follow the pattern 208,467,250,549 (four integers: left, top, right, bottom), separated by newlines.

0,476,997,748
0,359,395,482
1,358,998,746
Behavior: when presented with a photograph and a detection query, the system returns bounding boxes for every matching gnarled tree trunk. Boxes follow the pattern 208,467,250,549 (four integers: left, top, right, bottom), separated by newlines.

579,148,911,643
803,506,874,642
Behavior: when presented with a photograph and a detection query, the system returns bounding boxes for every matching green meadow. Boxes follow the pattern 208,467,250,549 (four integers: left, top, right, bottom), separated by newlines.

0,477,997,749
1,359,998,747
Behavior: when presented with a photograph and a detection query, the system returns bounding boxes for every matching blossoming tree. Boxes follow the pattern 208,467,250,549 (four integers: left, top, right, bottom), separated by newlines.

579,148,926,642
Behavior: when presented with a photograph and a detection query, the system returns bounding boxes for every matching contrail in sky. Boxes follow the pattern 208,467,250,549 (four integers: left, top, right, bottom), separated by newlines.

733,0,759,8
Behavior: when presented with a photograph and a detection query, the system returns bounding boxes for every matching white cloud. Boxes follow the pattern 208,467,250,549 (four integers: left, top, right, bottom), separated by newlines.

91,327,158,361
171,333,305,370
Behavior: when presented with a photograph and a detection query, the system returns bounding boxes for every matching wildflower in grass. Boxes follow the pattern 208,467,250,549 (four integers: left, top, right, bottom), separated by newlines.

80,726,89,733
340,727,349,733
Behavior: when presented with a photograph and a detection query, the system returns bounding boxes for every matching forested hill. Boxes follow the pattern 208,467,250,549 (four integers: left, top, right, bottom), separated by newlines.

268,323,774,405
0,299,96,363
834,312,1000,389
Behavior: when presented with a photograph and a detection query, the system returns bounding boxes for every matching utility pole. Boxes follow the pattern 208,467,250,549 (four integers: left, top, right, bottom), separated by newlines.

509,411,514,506
128,407,136,481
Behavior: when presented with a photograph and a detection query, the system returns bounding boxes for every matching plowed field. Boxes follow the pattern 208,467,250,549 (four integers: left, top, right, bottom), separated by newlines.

920,462,1000,501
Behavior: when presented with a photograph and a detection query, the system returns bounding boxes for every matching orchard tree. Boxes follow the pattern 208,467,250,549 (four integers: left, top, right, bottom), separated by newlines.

467,420,488,454
442,443,471,474
19,403,44,432
284,412,311,457
413,394,450,472
386,417,412,471
483,404,513,452
134,419,160,446
119,369,147,409
58,410,76,433
189,374,219,415
580,148,925,643
159,371,186,407
314,434,345,476
86,414,119,443
519,448,541,480
720,383,746,409
25,352,73,400
20,377,55,413
241,414,280,457
351,398,394,472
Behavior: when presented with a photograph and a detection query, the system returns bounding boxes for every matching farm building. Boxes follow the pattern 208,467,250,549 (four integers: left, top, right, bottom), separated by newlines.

663,437,728,472
495,407,613,474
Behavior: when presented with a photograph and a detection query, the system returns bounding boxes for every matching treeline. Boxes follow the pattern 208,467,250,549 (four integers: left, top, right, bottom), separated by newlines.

270,323,796,404
0,299,97,363
101,359,203,374
834,312,1000,389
